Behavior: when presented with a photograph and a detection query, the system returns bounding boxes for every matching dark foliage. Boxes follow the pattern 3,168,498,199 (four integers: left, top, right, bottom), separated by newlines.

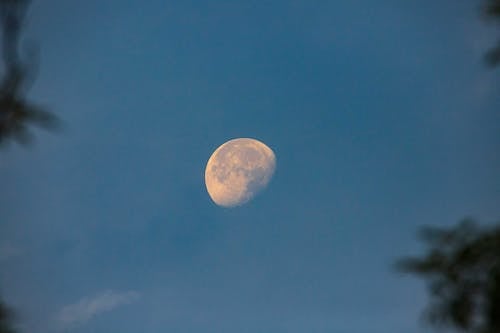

396,219,500,333
483,0,500,66
0,0,58,146
0,300,15,333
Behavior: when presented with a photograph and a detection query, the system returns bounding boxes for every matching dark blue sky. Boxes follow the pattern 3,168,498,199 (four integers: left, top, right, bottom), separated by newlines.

1,1,499,332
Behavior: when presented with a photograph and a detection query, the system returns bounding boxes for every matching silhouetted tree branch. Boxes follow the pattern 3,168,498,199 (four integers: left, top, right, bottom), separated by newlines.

395,219,500,333
0,1,54,330
483,0,500,67
0,299,16,333
0,0,58,146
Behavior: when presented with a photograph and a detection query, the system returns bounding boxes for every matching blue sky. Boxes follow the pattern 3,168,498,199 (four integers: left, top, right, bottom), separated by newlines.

1,0,499,332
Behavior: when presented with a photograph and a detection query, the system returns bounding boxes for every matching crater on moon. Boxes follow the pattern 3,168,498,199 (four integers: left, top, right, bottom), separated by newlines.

205,138,276,207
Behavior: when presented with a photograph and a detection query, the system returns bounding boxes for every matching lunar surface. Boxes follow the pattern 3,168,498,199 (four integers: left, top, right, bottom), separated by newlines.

205,138,276,207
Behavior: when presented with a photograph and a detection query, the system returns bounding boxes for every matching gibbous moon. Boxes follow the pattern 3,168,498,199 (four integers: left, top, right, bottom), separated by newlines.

205,138,276,207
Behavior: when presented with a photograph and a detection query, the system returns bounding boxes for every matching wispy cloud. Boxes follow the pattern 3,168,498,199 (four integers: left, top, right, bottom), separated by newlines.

56,290,140,329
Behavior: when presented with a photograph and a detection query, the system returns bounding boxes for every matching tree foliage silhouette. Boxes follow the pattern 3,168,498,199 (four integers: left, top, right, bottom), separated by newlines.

396,219,500,333
0,0,58,146
484,0,500,66
0,2,51,331
0,300,16,333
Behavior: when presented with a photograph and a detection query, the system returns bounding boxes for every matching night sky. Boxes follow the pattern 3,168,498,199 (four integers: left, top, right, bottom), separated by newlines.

1,1,499,332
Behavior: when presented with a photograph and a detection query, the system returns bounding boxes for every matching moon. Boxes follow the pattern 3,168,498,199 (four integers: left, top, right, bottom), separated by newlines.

205,138,276,207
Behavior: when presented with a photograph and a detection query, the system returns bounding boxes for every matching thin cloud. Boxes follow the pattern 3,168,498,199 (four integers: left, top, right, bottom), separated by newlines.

56,290,140,329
